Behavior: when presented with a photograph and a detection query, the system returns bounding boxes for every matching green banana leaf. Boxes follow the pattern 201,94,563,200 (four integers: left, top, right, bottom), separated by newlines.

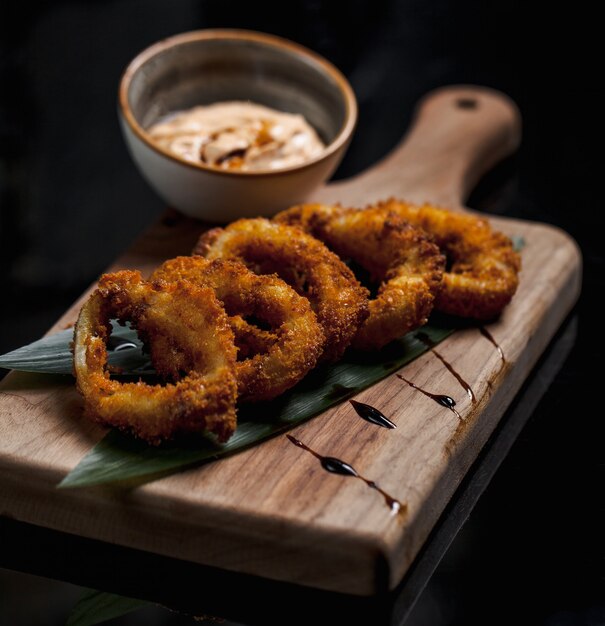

65,589,150,626
0,323,452,487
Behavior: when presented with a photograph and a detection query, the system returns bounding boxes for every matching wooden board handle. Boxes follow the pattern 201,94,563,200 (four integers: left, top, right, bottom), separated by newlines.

318,85,521,209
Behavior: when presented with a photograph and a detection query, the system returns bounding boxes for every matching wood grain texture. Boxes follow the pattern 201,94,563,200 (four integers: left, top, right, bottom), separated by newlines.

0,86,581,596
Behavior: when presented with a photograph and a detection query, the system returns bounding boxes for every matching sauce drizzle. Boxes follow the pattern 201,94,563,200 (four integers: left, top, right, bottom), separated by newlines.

396,374,462,420
479,327,505,362
286,435,404,515
416,332,476,402
349,400,396,429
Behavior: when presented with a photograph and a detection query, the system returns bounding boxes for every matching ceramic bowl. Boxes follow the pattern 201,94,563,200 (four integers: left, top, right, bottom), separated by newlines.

118,29,357,222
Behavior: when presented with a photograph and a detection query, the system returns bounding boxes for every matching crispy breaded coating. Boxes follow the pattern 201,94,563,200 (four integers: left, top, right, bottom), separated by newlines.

379,199,521,319
151,257,324,401
194,218,369,363
73,271,238,444
276,204,445,349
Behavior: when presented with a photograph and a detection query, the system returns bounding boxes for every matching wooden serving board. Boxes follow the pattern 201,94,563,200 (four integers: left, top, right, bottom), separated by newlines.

0,86,581,596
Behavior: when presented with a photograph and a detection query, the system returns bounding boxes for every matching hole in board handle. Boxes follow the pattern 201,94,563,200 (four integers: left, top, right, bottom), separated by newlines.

456,97,478,110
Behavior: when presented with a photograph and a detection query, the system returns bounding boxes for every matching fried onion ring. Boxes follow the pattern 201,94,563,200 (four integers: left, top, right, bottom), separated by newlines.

194,218,369,362
151,257,324,401
73,270,238,444
275,204,445,349
376,199,521,319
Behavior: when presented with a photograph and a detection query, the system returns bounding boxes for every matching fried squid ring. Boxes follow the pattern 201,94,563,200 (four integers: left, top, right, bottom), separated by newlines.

229,315,278,361
151,257,324,401
194,218,369,362
275,204,445,350
73,270,238,444
376,199,521,319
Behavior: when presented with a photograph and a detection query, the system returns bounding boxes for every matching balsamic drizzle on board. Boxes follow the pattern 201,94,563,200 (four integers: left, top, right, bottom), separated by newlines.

349,400,396,429
396,374,462,420
479,326,506,362
285,326,506,513
286,435,404,515
415,331,476,402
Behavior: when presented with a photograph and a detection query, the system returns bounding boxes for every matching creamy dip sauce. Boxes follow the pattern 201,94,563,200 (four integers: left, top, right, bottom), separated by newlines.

147,101,326,171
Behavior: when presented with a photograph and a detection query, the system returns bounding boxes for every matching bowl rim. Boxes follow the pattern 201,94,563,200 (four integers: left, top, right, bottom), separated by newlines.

118,28,358,178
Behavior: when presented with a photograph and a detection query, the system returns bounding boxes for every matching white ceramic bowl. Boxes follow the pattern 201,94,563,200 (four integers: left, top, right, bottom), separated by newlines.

118,29,357,222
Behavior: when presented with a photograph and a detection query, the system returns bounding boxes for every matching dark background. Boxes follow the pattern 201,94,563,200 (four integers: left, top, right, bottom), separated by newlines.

0,1,603,625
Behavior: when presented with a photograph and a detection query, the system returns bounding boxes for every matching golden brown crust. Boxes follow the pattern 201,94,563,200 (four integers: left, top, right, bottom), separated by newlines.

275,204,445,349
73,270,238,444
376,199,521,319
229,314,278,360
194,218,369,362
151,257,324,401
